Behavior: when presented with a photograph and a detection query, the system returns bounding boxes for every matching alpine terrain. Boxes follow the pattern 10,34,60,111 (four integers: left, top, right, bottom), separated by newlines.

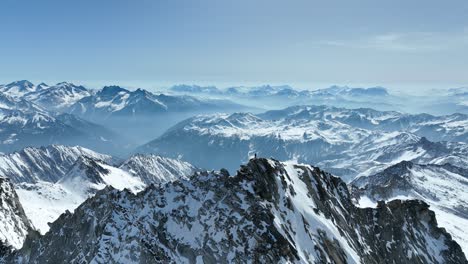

138,105,468,180
2,158,466,263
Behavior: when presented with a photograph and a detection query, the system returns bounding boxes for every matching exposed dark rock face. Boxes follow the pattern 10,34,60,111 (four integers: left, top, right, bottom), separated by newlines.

0,178,35,254
350,160,468,255
3,159,467,263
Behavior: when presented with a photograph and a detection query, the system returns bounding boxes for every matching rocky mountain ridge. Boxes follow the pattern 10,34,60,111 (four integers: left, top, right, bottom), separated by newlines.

351,160,468,253
2,158,466,263
2,145,197,235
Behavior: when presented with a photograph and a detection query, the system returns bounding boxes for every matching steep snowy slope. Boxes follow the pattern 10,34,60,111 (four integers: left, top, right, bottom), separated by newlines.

7,148,196,234
0,80,91,111
119,154,197,184
58,156,145,196
14,181,81,235
0,178,34,252
351,161,468,254
138,108,468,181
0,145,113,183
14,156,146,234
5,158,466,263
16,156,145,234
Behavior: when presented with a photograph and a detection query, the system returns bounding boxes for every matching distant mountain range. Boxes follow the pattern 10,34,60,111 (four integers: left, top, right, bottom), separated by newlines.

67,85,243,119
170,84,396,110
0,89,124,154
170,84,468,115
170,84,389,97
24,82,91,112
137,105,468,180
0,80,253,151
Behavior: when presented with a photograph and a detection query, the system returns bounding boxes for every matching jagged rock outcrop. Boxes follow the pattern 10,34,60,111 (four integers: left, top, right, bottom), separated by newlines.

0,178,34,253
12,150,194,235
4,159,466,263
351,160,468,254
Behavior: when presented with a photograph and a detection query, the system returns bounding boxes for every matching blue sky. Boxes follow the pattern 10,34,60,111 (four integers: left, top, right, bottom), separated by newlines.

1,0,467,91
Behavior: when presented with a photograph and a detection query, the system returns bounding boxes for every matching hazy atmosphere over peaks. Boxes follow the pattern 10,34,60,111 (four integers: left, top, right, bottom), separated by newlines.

2,1,468,263
1,0,468,91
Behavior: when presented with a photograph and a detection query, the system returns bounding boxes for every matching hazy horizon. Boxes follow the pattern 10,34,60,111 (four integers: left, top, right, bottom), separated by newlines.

1,0,467,90
0,78,464,96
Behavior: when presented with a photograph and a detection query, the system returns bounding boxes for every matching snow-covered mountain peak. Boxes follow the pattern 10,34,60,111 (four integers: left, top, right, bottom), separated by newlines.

119,154,197,184
352,161,468,253
0,81,36,98
23,81,91,111
36,82,49,89
5,158,466,263
59,156,109,186
51,82,88,93
98,85,129,96
0,145,113,184
352,160,415,188
57,156,146,202
57,155,145,197
8,147,195,235
8,80,34,88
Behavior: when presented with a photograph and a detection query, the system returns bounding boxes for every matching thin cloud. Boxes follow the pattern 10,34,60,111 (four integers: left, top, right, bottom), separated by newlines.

320,30,468,53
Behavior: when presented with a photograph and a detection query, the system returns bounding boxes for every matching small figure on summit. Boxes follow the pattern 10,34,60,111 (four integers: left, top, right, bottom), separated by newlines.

254,153,257,159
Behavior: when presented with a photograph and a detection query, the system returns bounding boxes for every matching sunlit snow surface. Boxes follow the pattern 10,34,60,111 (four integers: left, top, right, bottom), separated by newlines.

280,161,361,263
11,147,196,235
16,164,145,234
15,181,84,233
11,158,463,263
0,179,30,249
